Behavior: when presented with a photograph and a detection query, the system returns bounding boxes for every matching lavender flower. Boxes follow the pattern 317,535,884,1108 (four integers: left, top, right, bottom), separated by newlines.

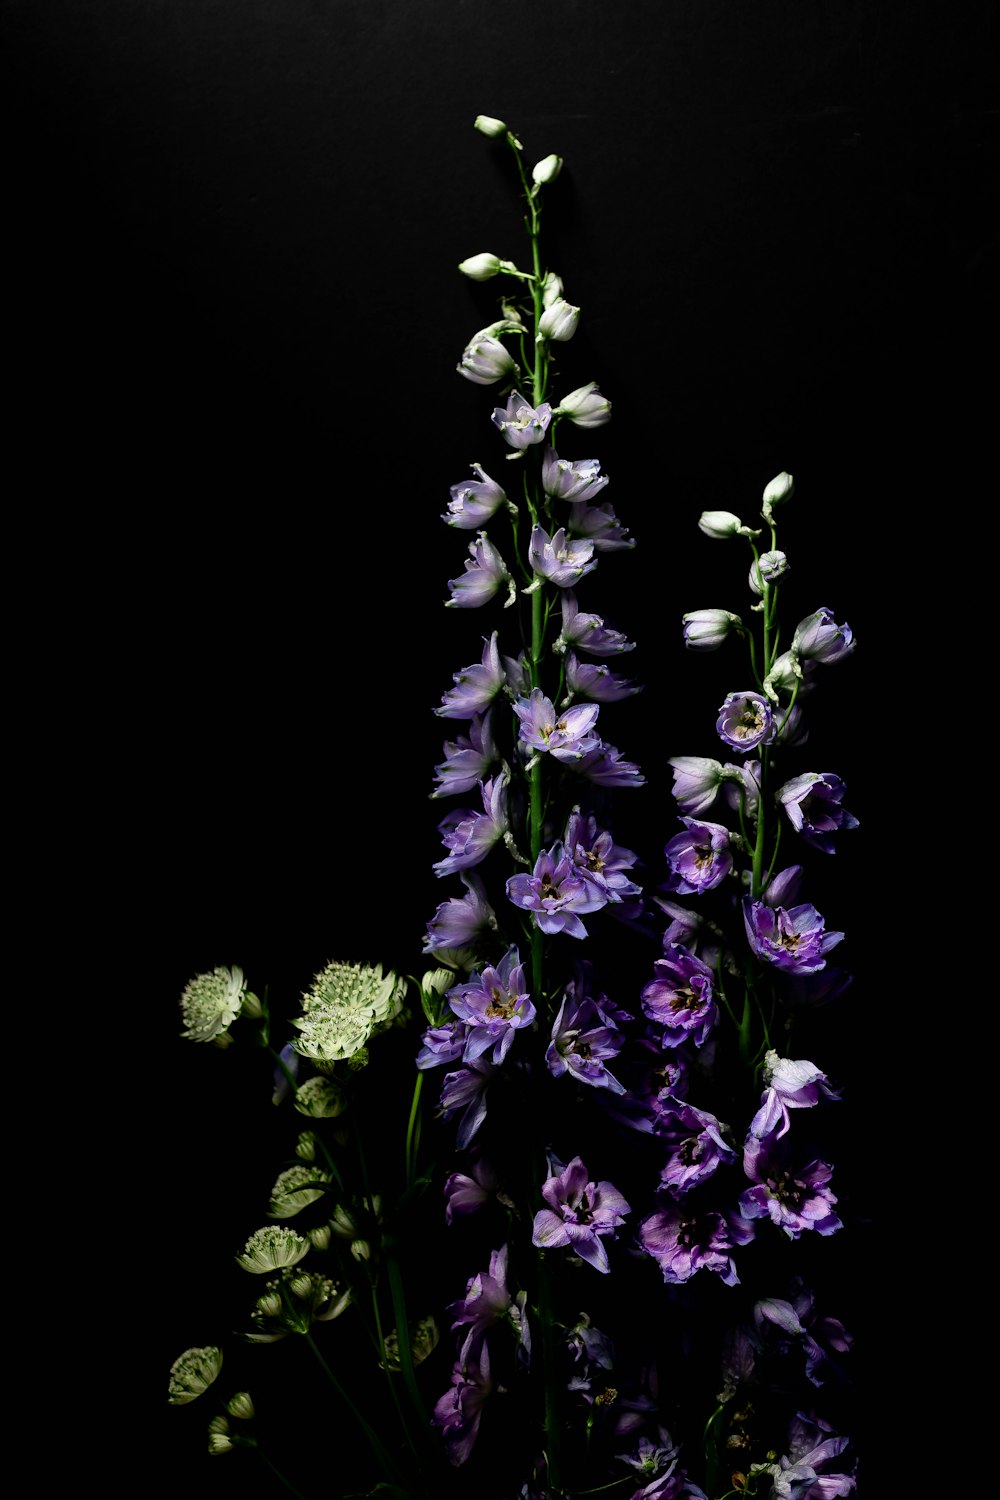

443,463,511,528
661,817,734,895
513,688,601,762
556,590,636,655
654,1101,737,1195
528,523,599,587
531,1155,631,1272
564,805,642,903
447,945,536,1064
433,774,510,876
457,331,517,385
546,984,626,1094
565,652,643,701
435,631,507,719
742,896,844,975
491,389,553,449
423,870,497,955
431,1340,494,1465
507,843,608,939
776,772,859,854
638,1204,755,1286
431,710,501,796
791,607,855,665
681,609,743,651
715,690,775,752
640,944,718,1049
542,448,610,504
739,1152,843,1239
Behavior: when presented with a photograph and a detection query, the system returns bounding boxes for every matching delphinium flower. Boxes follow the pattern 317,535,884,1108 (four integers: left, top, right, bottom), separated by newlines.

531,1154,631,1273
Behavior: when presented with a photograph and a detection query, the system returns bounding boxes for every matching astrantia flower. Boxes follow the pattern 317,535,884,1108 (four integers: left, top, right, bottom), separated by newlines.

554,380,612,428
436,631,507,719
267,1164,332,1219
292,961,406,1063
245,1269,352,1342
640,944,718,1049
791,607,855,665
236,1226,310,1274
661,817,733,895
531,1154,630,1272
776,772,859,854
491,389,553,449
206,1415,235,1454
507,843,608,939
446,532,515,609
168,1346,223,1404
542,448,610,504
514,688,601,762
179,965,248,1044
447,945,536,1065
457,332,516,385
743,897,844,975
443,464,511,528
433,774,510,876
681,609,742,651
638,1204,755,1286
555,591,635,655
528,524,598,587
715,690,775,752
292,1075,348,1118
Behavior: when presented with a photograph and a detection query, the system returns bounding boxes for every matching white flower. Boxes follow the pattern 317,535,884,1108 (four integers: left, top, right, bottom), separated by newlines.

292,961,407,1063
206,1415,234,1455
236,1226,310,1274
168,1346,223,1405
537,298,580,343
292,1075,348,1118
267,1164,332,1219
532,153,563,185
179,965,247,1044
474,114,507,138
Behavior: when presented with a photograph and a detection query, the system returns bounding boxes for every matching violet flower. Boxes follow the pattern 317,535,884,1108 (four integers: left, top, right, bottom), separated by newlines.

654,1101,737,1195
507,843,608,939
563,806,642,903
715,689,776,752
435,631,507,719
443,462,511,528
491,388,553,449
555,590,636,655
541,447,610,504
638,1203,755,1286
430,710,501,797
513,687,601,762
531,1154,631,1273
447,945,536,1064
661,817,733,895
433,774,510,876
423,870,497,955
445,531,515,609
742,896,844,975
776,772,859,854
437,1058,493,1149
431,1340,493,1466
546,984,626,1094
739,1151,843,1240
640,944,718,1049
528,523,599,587
565,651,644,701
791,607,855,665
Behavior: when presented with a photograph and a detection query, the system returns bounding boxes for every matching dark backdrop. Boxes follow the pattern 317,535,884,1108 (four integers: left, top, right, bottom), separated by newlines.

8,0,995,1492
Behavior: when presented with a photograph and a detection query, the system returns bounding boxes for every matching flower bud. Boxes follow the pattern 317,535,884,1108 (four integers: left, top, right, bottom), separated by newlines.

350,1238,372,1263
682,609,743,651
532,153,563,185
457,333,516,385
748,549,789,595
556,381,611,428
537,298,580,342
541,271,564,308
226,1392,256,1421
458,253,504,282
474,115,507,138
762,470,794,508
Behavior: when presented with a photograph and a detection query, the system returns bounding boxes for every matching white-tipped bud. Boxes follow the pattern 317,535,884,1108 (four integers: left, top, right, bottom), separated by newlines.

748,549,790,595
556,381,612,428
474,115,508,138
350,1238,372,1263
457,252,504,282
762,471,795,508
532,153,563,185
537,298,580,343
421,968,454,1002
698,511,744,539
541,271,565,308
761,650,803,702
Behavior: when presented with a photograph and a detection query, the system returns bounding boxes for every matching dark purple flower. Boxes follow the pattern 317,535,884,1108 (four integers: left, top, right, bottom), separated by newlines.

715,690,775,752
507,843,608,939
435,632,506,720
433,775,510,877
754,1277,854,1387
640,944,717,1049
528,523,598,587
546,984,626,1094
438,1059,493,1148
555,590,636,656
776,772,859,854
566,1311,615,1370
542,447,610,504
449,1243,514,1344
431,1340,493,1465
444,1153,499,1224
443,462,510,528
739,1153,843,1240
415,1016,467,1071
638,1203,755,1286
423,871,498,956
514,687,601,763
654,1101,737,1195
742,897,844,975
662,817,733,895
770,1411,857,1498
491,388,553,449
445,532,514,609
532,1154,631,1273
791,606,856,665
447,945,536,1065
431,711,501,798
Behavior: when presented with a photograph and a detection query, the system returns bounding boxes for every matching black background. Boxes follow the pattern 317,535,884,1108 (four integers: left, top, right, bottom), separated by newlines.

8,0,995,1492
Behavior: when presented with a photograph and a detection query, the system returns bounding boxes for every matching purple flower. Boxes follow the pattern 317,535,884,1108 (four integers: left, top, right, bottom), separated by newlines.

449,1243,514,1345
770,1411,857,1498
445,532,514,609
435,632,506,719
546,984,626,1094
654,1101,737,1195
564,806,642,903
507,843,608,939
666,757,725,816
640,944,717,1049
739,1153,843,1239
638,1203,755,1286
443,463,510,528
433,775,510,876
447,945,536,1065
776,772,859,854
555,591,636,655
431,711,501,797
444,1153,499,1224
566,1311,615,1370
747,1051,842,1151
415,1016,467,1071
528,524,598,587
742,897,844,975
431,1340,493,1466
491,388,553,449
662,817,733,895
531,1154,631,1273
568,501,634,552
754,1277,853,1387
715,690,775,752
513,688,601,762
542,447,610,504
438,1059,493,1148
423,871,497,955
565,652,644,701
791,607,855,665
576,740,646,788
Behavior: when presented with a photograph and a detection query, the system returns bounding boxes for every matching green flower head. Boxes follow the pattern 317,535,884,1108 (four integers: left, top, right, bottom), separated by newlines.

168,1345,223,1405
236,1226,310,1274
292,1075,348,1118
267,1164,332,1219
292,961,407,1064
179,965,248,1045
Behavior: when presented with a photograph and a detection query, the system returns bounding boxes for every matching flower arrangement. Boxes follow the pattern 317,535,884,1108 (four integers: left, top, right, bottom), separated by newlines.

168,115,862,1500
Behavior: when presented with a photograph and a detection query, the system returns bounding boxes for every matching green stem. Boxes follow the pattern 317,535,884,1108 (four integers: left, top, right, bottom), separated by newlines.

304,1331,406,1490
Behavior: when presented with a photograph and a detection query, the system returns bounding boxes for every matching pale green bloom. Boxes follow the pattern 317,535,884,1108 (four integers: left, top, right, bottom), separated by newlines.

380,1314,440,1372
292,961,407,1063
179,966,248,1044
307,1222,333,1250
292,1075,348,1118
267,1164,332,1219
295,1130,319,1161
225,1391,255,1420
245,1270,352,1342
532,153,563,185
473,114,507,138
236,1225,310,1274
207,1415,235,1455
168,1345,223,1405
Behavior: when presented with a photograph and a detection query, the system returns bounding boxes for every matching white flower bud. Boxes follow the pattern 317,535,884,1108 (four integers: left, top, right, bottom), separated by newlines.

698,511,743,539
762,471,794,508
541,271,564,308
556,381,611,428
749,549,790,595
532,153,563,185
474,115,507,138
457,252,504,282
537,298,580,342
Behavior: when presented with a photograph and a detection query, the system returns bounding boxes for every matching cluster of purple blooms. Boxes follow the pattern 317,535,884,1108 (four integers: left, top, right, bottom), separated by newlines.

416,118,861,1500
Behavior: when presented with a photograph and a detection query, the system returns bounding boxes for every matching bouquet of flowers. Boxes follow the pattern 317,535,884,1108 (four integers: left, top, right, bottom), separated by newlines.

168,114,862,1500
